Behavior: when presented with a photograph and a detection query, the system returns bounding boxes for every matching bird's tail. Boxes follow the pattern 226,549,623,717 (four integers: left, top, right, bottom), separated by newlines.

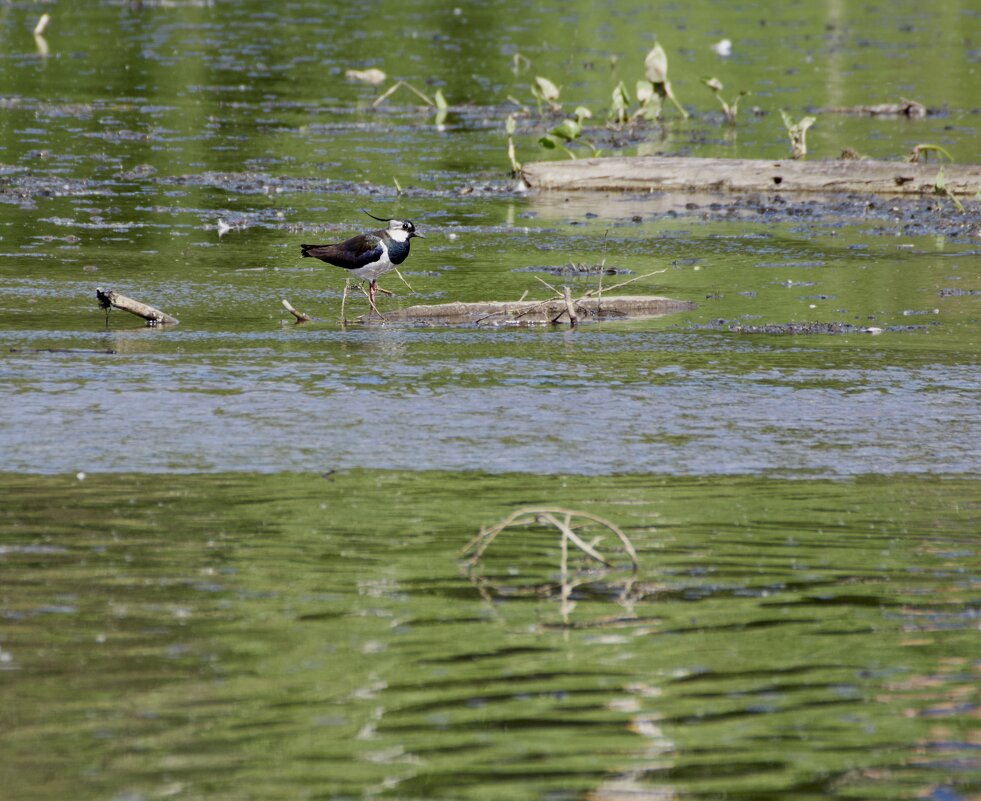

300,244,316,258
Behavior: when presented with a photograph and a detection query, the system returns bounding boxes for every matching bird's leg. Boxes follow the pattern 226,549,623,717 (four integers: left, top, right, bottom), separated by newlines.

340,278,350,325
367,280,383,318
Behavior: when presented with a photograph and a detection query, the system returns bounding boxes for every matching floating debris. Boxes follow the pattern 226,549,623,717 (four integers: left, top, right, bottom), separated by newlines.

710,38,732,57
345,68,386,85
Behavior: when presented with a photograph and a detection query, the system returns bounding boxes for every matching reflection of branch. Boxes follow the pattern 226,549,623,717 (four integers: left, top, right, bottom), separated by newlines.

461,506,639,571
461,507,642,627
540,511,610,566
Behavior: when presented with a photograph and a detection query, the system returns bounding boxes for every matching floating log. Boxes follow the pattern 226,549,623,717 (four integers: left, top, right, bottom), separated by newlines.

96,288,178,326
358,295,695,327
521,155,981,196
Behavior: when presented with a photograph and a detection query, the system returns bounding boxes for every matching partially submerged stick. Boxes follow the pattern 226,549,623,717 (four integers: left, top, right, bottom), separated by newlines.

281,298,312,323
96,288,178,326
562,286,578,327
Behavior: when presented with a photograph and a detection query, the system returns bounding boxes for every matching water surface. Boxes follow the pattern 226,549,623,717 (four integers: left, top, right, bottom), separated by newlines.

1,471,978,801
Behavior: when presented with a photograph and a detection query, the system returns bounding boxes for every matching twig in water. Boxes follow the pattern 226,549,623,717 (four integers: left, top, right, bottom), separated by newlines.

582,268,667,298
281,298,312,323
392,266,414,292
373,80,436,108
562,286,578,327
533,274,562,296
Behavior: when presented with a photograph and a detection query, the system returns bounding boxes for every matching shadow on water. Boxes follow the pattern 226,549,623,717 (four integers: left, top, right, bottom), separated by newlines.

1,471,978,801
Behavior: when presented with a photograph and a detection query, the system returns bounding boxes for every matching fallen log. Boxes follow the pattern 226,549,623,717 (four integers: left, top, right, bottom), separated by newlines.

521,155,981,196
356,295,695,327
96,288,178,326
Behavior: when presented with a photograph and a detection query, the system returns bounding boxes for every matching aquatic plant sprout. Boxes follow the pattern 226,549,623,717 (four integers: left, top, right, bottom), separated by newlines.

531,76,562,113
701,76,748,125
781,109,816,159
644,43,688,118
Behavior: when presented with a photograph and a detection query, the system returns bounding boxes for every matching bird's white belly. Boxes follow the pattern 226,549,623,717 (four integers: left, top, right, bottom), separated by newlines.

348,244,393,282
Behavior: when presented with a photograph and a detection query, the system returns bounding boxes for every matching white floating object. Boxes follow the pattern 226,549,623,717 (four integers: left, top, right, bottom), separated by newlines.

711,38,732,57
345,68,386,85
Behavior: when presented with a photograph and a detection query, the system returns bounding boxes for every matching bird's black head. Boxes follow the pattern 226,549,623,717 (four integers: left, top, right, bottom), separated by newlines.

398,219,423,239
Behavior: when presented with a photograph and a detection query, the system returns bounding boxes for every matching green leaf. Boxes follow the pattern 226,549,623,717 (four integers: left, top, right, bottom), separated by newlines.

549,118,582,141
533,76,561,102
644,43,669,84
434,89,448,111
635,80,655,104
538,135,557,149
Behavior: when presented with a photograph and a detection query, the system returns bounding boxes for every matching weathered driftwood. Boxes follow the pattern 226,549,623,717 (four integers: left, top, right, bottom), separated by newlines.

357,295,695,327
521,156,981,196
96,288,178,326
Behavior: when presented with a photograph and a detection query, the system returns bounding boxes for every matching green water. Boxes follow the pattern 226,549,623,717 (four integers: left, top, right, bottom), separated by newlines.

1,471,978,801
1,1,979,800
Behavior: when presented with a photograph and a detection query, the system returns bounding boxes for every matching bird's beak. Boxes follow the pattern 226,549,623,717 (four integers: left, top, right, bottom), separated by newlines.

412,231,425,239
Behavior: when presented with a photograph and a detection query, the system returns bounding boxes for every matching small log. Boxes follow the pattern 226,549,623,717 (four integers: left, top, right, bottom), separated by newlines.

96,288,178,326
521,155,981,196
356,295,695,327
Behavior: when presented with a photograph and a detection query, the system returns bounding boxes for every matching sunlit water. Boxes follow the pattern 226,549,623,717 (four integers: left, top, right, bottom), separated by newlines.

1,2,979,800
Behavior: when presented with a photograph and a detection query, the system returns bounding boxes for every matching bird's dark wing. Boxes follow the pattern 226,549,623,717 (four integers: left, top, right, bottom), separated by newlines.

300,232,384,269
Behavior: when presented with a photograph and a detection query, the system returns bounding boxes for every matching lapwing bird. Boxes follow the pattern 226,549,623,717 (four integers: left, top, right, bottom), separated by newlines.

300,210,423,317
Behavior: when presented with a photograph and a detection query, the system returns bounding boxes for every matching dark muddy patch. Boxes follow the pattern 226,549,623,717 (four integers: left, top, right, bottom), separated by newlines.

644,193,981,240
687,319,935,335
513,263,633,276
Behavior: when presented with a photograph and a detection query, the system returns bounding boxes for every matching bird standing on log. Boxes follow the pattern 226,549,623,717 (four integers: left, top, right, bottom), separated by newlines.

300,210,423,318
